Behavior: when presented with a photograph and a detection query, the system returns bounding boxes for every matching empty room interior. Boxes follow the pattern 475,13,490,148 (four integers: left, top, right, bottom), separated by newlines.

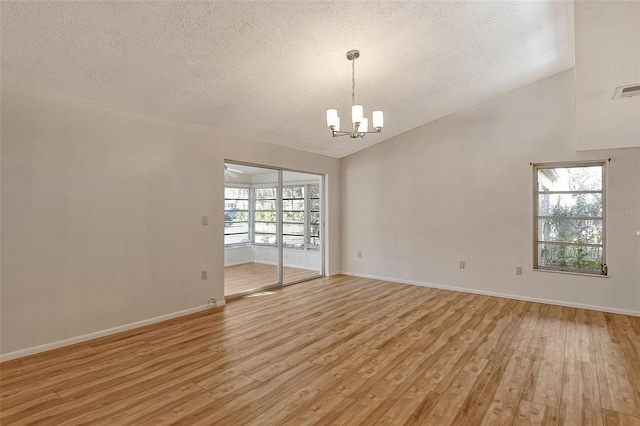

1,1,640,425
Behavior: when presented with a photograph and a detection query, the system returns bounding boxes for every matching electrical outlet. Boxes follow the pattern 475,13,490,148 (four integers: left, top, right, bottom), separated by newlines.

357,251,362,258
201,269,208,280
202,216,208,226
516,266,523,275
459,261,465,269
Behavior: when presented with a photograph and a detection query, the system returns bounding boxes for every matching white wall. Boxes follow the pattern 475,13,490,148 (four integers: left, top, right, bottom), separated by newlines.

0,86,341,357
341,70,640,314
574,0,640,151
224,246,321,271
252,246,321,271
224,245,256,266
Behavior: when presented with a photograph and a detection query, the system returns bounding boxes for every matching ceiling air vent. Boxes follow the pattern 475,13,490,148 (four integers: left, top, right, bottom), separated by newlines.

614,84,640,99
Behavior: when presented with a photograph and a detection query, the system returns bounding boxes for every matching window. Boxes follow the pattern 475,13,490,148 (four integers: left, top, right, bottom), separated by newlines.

254,187,277,245
533,162,606,275
283,186,305,247
224,187,250,245
225,184,320,249
282,184,320,249
308,185,320,246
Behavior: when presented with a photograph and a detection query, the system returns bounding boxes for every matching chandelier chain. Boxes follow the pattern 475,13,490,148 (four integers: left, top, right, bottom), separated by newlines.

351,58,356,105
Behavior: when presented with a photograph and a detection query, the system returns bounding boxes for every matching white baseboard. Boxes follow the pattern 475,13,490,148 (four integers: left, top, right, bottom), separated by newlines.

342,271,640,317
0,302,226,362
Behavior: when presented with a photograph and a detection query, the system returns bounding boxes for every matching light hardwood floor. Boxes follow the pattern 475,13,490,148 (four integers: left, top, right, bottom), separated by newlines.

224,262,321,296
2,275,640,425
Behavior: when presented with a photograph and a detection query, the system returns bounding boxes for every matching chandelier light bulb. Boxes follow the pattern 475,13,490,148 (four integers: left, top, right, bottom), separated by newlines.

351,105,363,124
326,109,338,127
360,117,369,133
372,111,384,129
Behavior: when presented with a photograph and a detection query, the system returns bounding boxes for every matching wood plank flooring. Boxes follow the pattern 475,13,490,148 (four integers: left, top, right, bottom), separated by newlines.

2,275,640,425
224,262,320,295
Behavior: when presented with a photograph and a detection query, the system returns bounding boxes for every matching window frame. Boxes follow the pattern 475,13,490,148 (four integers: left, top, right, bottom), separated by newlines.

253,185,278,246
225,183,320,250
307,184,321,248
532,160,607,276
224,185,251,246
282,185,306,248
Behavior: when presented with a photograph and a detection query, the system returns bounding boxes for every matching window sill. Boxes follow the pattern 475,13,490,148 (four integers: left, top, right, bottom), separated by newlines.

532,268,608,278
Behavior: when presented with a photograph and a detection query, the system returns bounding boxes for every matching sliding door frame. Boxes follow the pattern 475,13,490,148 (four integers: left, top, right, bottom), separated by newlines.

277,169,284,286
224,160,325,298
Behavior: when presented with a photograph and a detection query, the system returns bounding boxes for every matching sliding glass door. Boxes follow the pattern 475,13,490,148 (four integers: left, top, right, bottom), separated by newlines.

224,165,280,296
282,171,323,285
224,162,324,298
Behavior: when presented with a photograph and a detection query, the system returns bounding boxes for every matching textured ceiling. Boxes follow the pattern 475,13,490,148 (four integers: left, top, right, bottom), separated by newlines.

574,0,640,151
1,1,575,158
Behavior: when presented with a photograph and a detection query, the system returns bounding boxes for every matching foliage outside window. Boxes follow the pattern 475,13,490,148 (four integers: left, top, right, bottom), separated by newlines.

534,162,606,275
224,187,250,245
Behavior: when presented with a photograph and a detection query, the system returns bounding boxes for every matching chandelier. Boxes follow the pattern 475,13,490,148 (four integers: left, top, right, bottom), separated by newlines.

326,50,383,138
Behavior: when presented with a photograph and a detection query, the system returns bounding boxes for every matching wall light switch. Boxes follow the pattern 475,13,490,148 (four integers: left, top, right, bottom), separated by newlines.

202,216,208,226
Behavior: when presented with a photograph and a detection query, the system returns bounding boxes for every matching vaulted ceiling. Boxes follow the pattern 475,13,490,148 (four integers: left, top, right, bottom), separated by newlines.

574,0,640,151
2,1,576,158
